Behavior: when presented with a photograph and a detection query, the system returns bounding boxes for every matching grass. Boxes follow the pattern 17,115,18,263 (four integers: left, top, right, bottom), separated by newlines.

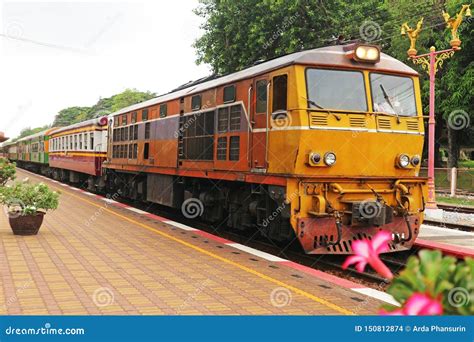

436,195,474,207
459,160,474,169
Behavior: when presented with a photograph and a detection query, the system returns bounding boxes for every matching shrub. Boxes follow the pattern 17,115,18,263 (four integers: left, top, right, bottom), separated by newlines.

0,158,16,186
383,250,474,315
0,180,60,216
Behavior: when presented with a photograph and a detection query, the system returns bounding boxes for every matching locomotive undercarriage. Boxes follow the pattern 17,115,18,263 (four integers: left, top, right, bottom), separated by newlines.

104,170,295,242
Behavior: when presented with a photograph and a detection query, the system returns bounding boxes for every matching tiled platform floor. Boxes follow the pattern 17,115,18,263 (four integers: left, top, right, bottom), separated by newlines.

0,169,385,315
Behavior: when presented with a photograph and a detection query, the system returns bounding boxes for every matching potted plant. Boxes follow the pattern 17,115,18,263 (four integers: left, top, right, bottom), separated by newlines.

0,158,16,186
0,180,60,235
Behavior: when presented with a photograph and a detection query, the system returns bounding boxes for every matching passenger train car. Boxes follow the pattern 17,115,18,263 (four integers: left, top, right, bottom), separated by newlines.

2,43,427,255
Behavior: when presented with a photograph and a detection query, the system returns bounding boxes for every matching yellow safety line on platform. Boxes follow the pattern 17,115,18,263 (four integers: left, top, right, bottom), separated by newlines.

23,171,354,315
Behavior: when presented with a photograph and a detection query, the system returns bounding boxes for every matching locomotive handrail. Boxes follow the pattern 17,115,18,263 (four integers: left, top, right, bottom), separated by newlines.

265,81,271,168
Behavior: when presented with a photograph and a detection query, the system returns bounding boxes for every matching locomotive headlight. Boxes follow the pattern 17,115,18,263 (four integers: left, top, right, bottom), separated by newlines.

353,45,380,63
398,154,410,168
324,152,337,166
309,152,321,165
411,155,421,166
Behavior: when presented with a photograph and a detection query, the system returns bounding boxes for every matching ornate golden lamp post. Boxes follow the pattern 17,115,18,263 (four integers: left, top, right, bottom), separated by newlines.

401,5,471,210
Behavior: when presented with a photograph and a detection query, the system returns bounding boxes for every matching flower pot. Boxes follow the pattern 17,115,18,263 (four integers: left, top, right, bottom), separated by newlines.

8,212,45,236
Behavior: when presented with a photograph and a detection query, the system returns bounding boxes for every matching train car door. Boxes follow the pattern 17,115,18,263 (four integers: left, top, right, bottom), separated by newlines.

250,77,269,170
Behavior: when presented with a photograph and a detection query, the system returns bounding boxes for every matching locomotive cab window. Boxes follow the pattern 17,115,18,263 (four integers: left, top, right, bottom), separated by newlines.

191,95,201,111
223,85,236,103
272,75,287,112
370,73,416,117
306,68,367,111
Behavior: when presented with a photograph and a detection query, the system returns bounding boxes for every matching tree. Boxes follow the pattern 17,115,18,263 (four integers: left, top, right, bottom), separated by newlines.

193,0,386,75
51,89,156,127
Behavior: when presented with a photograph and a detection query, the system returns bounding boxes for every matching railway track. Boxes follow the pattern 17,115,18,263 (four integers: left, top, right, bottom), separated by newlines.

436,203,474,215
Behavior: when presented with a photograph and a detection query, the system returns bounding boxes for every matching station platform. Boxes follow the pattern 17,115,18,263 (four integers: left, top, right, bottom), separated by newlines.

416,224,474,258
0,169,395,315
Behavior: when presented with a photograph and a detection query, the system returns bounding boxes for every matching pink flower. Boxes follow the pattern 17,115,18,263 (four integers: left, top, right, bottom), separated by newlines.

380,293,443,315
342,230,393,279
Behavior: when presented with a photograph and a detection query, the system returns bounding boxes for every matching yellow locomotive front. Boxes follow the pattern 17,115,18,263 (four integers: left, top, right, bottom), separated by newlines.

267,44,427,254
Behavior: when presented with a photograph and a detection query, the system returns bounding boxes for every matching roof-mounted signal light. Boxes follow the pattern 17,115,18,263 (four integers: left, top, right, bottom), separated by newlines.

345,44,380,63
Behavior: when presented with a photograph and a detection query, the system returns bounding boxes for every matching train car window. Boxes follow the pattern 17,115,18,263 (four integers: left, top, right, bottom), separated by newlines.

180,97,184,104
124,127,129,141
122,114,128,126
160,104,167,118
142,108,149,121
74,135,77,150
79,134,83,150
144,143,149,160
128,144,133,159
134,125,139,140
84,134,88,150
306,68,367,111
70,136,73,150
256,80,267,114
223,85,236,103
229,105,241,131
218,108,229,133
131,111,137,123
217,137,227,160
191,95,201,111
90,133,94,150
272,75,287,112
114,117,119,127
229,136,240,161
129,126,133,140
145,123,151,139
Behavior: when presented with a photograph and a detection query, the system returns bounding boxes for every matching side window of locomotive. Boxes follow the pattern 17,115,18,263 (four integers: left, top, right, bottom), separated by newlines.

144,142,150,160
305,68,367,111
217,107,229,133
142,109,149,121
272,75,288,112
145,123,151,139
159,104,167,118
191,95,201,111
256,80,267,114
223,85,236,103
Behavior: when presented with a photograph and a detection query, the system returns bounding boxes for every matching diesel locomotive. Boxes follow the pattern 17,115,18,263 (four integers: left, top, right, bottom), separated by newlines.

3,43,427,254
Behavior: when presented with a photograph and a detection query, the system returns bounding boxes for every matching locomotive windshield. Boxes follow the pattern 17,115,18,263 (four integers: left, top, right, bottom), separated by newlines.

305,68,367,111
370,73,417,117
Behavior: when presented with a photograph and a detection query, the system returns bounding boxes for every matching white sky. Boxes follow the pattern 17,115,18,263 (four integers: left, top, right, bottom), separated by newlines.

0,0,210,139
